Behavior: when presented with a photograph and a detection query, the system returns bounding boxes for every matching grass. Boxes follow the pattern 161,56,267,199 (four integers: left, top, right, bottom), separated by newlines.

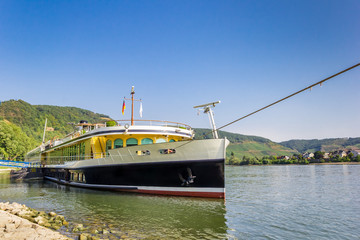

227,141,298,159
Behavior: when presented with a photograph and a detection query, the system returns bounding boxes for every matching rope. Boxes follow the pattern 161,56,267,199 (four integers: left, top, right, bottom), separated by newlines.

176,62,360,148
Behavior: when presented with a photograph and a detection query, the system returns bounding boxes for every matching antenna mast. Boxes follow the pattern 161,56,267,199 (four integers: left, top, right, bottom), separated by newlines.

124,86,142,126
42,118,47,144
194,101,221,139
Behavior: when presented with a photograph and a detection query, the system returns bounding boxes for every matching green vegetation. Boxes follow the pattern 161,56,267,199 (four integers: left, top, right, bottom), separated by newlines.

194,128,298,159
0,100,359,164
0,99,110,143
194,128,270,143
226,150,360,166
279,138,360,153
0,99,111,159
0,120,36,160
226,152,309,165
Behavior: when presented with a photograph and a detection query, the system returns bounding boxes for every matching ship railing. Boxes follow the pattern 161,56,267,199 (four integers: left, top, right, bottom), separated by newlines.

113,120,192,130
33,152,109,165
70,120,192,139
37,146,180,165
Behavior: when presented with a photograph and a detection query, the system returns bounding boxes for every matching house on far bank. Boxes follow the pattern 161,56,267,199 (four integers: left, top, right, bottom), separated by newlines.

347,150,360,157
332,150,347,158
323,153,330,159
303,152,314,159
277,156,290,160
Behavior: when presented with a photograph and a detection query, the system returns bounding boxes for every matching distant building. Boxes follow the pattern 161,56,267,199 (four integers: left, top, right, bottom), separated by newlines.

303,152,314,159
277,156,290,160
323,153,330,159
347,150,360,158
46,127,54,132
332,150,347,158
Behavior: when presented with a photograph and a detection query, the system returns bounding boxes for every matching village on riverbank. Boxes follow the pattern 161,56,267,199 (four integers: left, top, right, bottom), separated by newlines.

227,149,360,165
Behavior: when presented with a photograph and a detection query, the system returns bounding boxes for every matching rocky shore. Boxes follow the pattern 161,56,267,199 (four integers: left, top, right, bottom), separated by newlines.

0,202,70,240
0,202,112,240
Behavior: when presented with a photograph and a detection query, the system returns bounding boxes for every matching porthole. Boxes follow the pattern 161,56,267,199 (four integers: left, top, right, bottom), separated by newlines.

136,150,151,156
159,149,176,154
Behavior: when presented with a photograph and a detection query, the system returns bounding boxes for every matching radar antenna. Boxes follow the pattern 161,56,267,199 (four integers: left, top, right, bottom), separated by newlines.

194,101,220,139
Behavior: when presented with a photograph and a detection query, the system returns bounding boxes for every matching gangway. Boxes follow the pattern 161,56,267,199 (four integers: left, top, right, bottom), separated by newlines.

0,160,40,168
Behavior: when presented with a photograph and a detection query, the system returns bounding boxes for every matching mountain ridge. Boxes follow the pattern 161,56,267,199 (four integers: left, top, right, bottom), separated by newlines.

0,99,358,159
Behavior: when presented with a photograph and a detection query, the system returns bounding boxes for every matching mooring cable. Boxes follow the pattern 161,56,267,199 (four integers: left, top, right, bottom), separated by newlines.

175,62,360,149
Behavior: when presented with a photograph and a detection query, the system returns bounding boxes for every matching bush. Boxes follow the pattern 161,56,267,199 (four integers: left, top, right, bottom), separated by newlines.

106,121,117,127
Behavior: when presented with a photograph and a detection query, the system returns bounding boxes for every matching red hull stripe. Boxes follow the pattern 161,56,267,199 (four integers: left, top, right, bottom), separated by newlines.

129,189,225,198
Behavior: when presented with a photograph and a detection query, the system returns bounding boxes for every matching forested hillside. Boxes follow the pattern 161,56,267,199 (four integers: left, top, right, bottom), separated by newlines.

279,138,360,153
0,100,112,159
194,128,299,158
0,120,36,160
0,99,358,161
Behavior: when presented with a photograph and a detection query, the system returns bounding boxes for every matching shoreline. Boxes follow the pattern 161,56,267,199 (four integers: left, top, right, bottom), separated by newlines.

0,201,128,240
226,162,360,166
0,202,71,240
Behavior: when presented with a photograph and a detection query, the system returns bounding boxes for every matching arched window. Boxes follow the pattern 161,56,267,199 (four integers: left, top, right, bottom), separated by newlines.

141,138,153,145
156,138,166,143
169,139,176,142
126,138,138,147
114,139,123,149
106,140,112,155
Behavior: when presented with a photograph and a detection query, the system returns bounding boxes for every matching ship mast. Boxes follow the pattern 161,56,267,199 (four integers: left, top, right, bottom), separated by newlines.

194,101,221,139
131,86,135,126
124,86,141,126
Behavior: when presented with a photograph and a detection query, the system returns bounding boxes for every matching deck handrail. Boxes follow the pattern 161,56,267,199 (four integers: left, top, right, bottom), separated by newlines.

112,120,192,130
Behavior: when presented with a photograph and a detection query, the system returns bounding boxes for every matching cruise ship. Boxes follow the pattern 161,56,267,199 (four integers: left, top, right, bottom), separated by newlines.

26,88,228,198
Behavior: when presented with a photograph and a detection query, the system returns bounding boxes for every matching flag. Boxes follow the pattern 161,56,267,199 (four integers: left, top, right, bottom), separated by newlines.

139,102,143,118
122,100,126,115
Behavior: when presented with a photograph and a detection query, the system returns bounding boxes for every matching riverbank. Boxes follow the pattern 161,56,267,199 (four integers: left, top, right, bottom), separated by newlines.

0,201,129,240
0,202,70,240
226,160,360,166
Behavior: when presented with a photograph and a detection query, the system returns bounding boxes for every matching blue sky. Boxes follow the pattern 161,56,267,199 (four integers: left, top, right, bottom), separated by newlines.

0,0,359,142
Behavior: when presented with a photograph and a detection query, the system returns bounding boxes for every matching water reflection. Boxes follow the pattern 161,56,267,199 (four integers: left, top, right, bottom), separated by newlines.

0,176,227,239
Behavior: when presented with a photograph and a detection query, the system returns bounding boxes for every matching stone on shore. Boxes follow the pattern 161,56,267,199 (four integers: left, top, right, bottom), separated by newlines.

0,210,71,240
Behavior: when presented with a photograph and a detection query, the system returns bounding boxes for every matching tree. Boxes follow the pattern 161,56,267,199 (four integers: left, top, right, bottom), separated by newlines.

314,151,324,159
0,120,36,160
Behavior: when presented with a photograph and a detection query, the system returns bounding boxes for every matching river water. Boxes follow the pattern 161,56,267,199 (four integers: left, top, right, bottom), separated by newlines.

0,165,359,239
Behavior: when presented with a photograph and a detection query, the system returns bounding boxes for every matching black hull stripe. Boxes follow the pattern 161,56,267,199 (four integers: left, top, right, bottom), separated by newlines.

44,176,224,195
43,159,225,188
67,158,224,170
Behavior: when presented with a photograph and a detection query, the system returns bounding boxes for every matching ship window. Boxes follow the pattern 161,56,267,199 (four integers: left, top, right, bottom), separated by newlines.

169,139,176,142
126,138,138,147
136,150,151,156
141,138,153,145
114,139,123,149
106,140,112,155
106,140,112,149
156,138,166,143
160,149,176,154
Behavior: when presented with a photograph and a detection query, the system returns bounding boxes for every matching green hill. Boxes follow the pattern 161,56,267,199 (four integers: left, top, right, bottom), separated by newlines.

279,138,360,153
194,128,298,159
0,99,111,144
1,100,358,161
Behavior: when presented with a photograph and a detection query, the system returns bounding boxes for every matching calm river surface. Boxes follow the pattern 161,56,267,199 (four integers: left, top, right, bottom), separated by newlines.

0,165,359,239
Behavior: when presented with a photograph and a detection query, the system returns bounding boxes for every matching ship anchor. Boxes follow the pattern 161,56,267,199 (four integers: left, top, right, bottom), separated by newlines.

178,167,196,186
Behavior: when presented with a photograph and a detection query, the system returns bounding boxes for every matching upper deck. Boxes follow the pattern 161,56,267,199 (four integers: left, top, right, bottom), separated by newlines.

44,119,194,151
